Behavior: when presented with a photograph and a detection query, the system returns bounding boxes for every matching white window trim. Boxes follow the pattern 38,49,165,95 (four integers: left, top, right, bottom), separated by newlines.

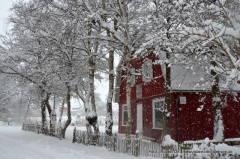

142,59,153,82
152,98,164,130
122,104,128,126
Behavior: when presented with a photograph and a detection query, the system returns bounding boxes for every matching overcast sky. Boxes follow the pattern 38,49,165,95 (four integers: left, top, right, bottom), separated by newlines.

0,0,110,102
0,0,18,35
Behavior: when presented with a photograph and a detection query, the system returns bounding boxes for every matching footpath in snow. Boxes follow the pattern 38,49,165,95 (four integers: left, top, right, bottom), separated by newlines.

0,125,148,159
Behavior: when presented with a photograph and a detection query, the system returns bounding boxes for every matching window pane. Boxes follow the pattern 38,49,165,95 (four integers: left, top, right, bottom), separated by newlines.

144,63,149,77
155,109,163,128
123,111,128,125
136,84,142,99
155,101,160,108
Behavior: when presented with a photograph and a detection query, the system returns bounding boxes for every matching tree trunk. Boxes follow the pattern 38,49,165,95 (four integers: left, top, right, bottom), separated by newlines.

88,57,99,135
18,98,22,122
105,49,114,136
103,11,116,135
163,51,171,137
86,21,99,135
23,97,32,122
44,92,52,115
211,62,224,141
41,101,46,130
123,50,133,138
61,83,72,139
43,92,53,133
40,88,47,131
59,99,65,124
74,84,92,133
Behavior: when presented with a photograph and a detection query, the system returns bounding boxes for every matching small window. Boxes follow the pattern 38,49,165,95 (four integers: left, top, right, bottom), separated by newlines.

152,99,164,129
142,59,153,82
122,104,128,126
180,97,186,104
136,84,142,99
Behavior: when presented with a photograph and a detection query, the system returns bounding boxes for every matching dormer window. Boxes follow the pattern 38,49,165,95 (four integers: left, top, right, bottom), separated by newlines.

142,59,153,82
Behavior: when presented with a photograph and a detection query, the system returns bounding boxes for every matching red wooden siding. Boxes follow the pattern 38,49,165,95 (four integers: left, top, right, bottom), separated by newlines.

169,92,214,142
117,51,240,142
119,53,165,103
221,92,240,139
118,95,164,141
118,53,165,141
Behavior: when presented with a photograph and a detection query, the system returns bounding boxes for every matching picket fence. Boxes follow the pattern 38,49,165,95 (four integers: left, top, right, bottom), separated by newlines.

72,128,240,159
22,123,63,139
22,124,240,159
72,128,183,159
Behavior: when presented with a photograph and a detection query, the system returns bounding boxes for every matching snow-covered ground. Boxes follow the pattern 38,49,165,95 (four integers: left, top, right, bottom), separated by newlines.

0,125,148,159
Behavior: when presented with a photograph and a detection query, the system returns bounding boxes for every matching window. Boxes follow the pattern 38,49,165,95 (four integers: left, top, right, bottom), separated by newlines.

136,84,142,99
122,104,128,126
180,97,186,104
142,59,153,82
152,99,164,129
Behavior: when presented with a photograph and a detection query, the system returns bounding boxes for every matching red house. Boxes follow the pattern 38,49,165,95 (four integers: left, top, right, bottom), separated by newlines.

114,51,240,142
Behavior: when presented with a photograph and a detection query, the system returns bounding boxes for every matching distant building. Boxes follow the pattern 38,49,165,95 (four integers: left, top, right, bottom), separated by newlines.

59,107,68,113
59,107,82,116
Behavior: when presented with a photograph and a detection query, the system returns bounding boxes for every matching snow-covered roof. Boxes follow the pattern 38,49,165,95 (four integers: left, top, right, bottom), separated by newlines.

171,65,211,91
170,64,240,91
114,57,240,100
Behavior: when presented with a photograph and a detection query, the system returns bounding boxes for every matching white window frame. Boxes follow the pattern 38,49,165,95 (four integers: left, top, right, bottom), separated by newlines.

142,59,153,82
122,104,128,126
152,98,165,129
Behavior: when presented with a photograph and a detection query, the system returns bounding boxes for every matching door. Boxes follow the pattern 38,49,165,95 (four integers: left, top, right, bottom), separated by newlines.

137,104,143,134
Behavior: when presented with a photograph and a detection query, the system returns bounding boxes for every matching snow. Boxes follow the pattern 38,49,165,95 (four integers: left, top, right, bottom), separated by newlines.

0,125,147,159
86,110,97,117
189,139,240,159
214,120,224,141
162,135,178,147
197,105,204,111
183,138,240,158
171,65,211,90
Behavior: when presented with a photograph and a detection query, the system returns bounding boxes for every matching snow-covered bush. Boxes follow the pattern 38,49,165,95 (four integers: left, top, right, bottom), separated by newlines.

184,138,240,159
162,135,179,152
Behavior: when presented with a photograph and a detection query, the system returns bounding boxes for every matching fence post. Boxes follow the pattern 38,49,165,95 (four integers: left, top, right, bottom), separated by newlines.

72,127,76,143
135,133,139,157
59,127,62,140
113,134,117,151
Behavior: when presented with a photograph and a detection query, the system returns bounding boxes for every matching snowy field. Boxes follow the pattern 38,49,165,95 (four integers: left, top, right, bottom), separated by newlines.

0,125,149,159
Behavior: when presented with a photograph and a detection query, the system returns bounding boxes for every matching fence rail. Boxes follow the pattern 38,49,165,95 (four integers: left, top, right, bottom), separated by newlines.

22,123,63,139
22,124,240,159
72,128,180,159
73,128,240,159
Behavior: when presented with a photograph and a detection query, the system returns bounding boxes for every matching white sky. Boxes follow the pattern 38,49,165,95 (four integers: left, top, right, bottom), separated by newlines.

0,0,15,35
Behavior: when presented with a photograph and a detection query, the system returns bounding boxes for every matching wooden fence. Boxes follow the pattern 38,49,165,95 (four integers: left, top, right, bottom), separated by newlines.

72,128,240,159
21,125,240,159
22,123,63,139
72,128,180,159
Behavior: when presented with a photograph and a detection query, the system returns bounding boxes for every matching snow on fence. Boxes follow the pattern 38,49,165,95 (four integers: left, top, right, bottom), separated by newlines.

72,128,240,159
72,128,179,158
22,123,63,139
